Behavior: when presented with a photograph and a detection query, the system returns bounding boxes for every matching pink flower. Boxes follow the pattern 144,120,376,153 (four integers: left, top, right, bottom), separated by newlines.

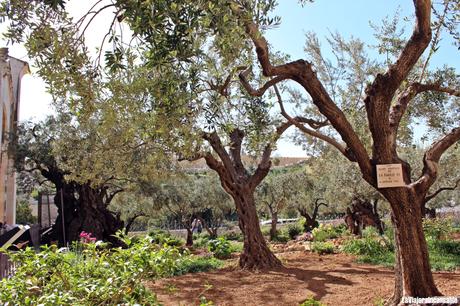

79,231,96,244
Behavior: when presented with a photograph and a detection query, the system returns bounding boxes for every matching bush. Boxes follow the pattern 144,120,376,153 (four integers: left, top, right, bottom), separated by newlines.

222,230,243,241
194,235,211,249
341,234,393,257
208,237,232,259
428,239,460,271
271,231,290,243
228,241,243,253
287,224,302,240
311,241,335,255
0,233,223,305
176,256,223,275
312,224,341,242
148,229,184,247
423,218,454,240
300,296,325,306
15,199,37,225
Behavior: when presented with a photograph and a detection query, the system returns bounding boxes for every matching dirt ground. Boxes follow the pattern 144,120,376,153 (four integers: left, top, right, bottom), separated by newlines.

147,252,460,306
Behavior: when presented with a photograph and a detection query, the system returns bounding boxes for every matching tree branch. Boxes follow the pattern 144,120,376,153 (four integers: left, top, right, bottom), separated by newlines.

248,145,272,190
229,129,246,176
425,178,460,203
203,152,234,195
367,0,431,102
77,4,117,41
106,188,124,205
390,82,460,132
275,86,356,161
237,12,372,181
202,132,237,181
238,66,289,97
414,127,460,193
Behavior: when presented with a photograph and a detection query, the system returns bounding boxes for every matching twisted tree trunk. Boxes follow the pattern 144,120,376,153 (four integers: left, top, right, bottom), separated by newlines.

233,189,281,269
386,191,441,300
69,183,124,246
185,228,194,246
269,207,278,241
199,129,288,270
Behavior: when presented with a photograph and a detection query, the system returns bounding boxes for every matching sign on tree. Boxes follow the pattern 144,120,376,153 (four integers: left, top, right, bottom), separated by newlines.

376,164,405,188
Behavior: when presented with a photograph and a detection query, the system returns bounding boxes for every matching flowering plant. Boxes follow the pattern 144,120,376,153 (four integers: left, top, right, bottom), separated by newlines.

79,231,96,243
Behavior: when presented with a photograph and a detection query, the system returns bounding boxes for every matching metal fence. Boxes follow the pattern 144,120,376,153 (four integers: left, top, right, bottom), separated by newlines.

0,252,15,280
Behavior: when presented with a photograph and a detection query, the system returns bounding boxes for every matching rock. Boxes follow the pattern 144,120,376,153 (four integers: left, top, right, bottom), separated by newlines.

296,232,314,242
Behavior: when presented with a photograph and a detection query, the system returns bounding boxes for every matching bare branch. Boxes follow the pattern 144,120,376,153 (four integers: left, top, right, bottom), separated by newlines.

368,0,431,101
77,4,117,41
106,188,124,204
425,178,460,203
95,11,120,68
177,152,205,162
248,145,272,190
75,0,105,28
203,152,234,195
275,86,356,161
229,129,246,176
238,67,289,97
202,132,237,181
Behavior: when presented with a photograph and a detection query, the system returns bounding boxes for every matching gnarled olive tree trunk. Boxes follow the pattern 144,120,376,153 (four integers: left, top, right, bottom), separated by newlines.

236,0,457,301
45,170,124,246
200,130,283,270
232,187,280,269
69,183,124,246
385,190,441,301
269,209,278,241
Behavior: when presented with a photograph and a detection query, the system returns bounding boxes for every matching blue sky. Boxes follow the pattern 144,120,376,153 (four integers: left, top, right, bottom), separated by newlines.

1,0,458,156
266,0,458,156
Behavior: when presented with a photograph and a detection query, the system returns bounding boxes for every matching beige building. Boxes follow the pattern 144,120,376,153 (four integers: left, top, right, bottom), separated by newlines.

0,47,29,225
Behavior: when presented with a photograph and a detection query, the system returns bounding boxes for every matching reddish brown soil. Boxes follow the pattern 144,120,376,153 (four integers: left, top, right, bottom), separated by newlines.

147,252,460,306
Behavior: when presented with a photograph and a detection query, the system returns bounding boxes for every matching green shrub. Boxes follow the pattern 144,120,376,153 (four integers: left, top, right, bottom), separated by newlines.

287,224,302,240
341,234,393,257
222,230,243,241
428,239,460,271
311,241,335,255
194,235,210,249
228,241,243,253
261,225,271,236
0,236,163,305
423,218,454,240
312,224,341,242
176,256,223,274
300,296,325,306
148,229,184,247
271,231,290,243
208,237,232,259
0,232,224,305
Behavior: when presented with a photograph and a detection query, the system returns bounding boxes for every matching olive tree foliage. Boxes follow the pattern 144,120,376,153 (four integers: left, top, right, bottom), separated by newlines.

306,148,387,216
3,0,459,294
256,169,292,240
1,0,304,270
133,173,233,245
111,172,234,237
233,0,459,301
401,143,460,211
12,116,128,245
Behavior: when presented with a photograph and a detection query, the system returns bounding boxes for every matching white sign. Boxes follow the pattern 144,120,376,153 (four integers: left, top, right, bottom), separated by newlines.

376,164,405,188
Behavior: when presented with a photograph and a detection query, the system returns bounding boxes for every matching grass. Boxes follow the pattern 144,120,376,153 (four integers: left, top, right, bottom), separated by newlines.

341,227,460,271
176,256,223,275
